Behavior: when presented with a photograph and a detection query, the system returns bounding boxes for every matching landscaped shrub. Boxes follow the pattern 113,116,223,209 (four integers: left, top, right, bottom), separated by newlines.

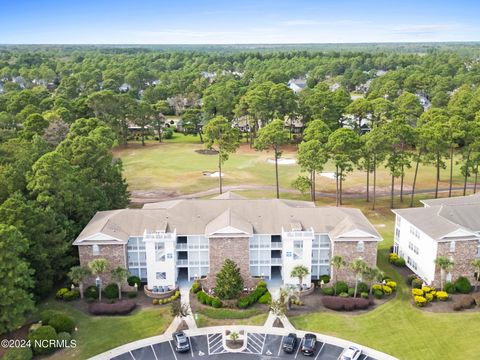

348,288,355,297
63,289,80,301
387,283,396,292
3,347,33,360
237,284,268,308
28,325,58,355
152,299,159,305
394,257,406,267
371,284,383,292
322,296,371,311
357,282,369,294
258,291,272,304
339,292,349,298
211,298,223,308
237,297,250,309
85,285,99,299
104,283,119,299
455,276,472,294
382,285,393,295
321,287,334,296
57,331,72,346
452,295,474,311
127,275,141,288
436,291,449,301
191,281,202,293
164,128,174,139
388,252,399,263
319,275,330,284
425,293,434,302
406,274,418,286
360,292,369,299
39,310,57,324
444,281,456,294
421,286,432,293
412,288,424,297
334,281,348,294
373,290,383,299
56,288,69,299
411,278,423,289
257,281,267,288
414,296,427,307
89,300,136,315
48,314,75,333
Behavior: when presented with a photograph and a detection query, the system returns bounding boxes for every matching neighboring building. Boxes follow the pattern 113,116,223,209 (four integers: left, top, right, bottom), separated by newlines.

287,78,307,94
392,193,480,287
74,193,382,291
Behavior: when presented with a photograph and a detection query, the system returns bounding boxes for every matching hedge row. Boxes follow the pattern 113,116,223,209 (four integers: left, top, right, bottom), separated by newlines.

321,296,372,311
89,300,136,315
153,291,180,305
237,282,268,309
197,291,222,308
55,287,80,301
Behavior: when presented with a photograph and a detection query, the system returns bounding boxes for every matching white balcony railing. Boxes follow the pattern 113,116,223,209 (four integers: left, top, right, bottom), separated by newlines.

176,243,188,250
271,257,282,264
177,259,188,266
271,242,282,249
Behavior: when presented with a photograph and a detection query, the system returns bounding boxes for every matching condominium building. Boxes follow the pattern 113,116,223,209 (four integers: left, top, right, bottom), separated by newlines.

392,193,480,287
73,192,382,290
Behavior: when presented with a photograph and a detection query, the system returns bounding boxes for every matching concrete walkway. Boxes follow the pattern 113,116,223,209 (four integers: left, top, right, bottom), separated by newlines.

165,285,197,335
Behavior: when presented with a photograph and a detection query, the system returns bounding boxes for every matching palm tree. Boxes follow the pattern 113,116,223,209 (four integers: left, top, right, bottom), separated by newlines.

88,258,109,301
331,255,346,295
472,259,480,291
363,266,385,295
350,258,368,298
229,331,239,345
280,284,300,310
434,256,454,291
68,266,91,299
270,299,287,318
291,265,310,289
111,267,129,300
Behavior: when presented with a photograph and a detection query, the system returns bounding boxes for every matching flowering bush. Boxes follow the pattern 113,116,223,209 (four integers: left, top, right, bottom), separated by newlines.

382,285,392,295
414,296,427,307
372,284,383,292
425,293,434,302
412,288,424,297
389,253,399,263
386,281,397,291
436,291,449,301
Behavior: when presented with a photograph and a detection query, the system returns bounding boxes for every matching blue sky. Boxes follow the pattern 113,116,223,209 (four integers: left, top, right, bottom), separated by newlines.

1,0,479,44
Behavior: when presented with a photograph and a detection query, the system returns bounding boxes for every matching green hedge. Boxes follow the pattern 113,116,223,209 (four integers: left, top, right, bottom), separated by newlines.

3,347,33,360
237,284,268,308
48,314,75,334
104,283,119,299
28,325,58,355
196,291,222,308
197,307,260,319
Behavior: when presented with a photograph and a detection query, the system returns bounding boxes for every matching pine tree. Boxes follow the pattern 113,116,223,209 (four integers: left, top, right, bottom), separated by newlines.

214,259,244,300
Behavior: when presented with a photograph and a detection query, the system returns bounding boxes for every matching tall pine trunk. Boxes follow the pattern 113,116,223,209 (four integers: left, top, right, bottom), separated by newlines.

474,164,478,194
312,171,316,202
366,156,370,202
449,146,454,197
410,151,421,207
275,147,280,199
372,155,377,210
141,125,145,146
435,152,440,198
218,153,223,194
335,165,340,207
463,150,471,196
390,173,395,209
339,170,343,206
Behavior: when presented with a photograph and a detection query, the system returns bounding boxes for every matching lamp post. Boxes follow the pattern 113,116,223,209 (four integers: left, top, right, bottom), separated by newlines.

96,276,102,301
71,284,75,290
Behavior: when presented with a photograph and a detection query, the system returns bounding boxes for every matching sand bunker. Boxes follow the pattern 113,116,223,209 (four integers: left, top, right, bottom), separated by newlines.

320,172,336,179
267,158,296,165
202,171,224,177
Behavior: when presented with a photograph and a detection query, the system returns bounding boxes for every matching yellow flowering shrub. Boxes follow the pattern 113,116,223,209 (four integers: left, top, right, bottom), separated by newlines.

382,285,393,295
425,293,434,302
414,296,427,307
412,288,424,297
436,291,449,301
386,281,397,291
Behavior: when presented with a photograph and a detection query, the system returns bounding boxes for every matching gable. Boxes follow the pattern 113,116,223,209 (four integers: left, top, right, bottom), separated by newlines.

440,228,478,240
335,229,379,240
73,232,126,245
207,225,251,237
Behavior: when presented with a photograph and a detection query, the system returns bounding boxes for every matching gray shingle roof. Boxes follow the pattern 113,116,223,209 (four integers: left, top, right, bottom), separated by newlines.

74,196,381,244
420,193,480,207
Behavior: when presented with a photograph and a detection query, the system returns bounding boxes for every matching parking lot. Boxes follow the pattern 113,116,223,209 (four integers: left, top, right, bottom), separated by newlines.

111,333,377,360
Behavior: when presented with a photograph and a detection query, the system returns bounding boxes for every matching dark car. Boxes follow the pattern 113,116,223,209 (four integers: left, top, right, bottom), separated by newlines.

301,333,317,356
172,331,190,353
283,333,297,353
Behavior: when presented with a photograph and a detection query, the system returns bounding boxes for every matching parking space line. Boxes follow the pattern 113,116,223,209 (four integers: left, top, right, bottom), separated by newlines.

277,336,285,357
188,337,193,358
150,345,159,360
260,334,266,355
168,341,179,360
314,343,325,360
129,350,136,360
294,338,303,359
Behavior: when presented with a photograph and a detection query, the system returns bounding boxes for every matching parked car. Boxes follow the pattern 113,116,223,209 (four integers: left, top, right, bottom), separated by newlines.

283,333,297,354
172,331,190,353
340,345,363,360
301,333,317,356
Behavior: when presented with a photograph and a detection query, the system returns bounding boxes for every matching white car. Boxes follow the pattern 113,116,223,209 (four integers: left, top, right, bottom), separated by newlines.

340,346,362,360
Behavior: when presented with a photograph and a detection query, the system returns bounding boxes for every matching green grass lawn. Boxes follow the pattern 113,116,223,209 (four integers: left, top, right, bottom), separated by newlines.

194,306,268,328
37,302,172,360
289,196,480,360
115,138,473,198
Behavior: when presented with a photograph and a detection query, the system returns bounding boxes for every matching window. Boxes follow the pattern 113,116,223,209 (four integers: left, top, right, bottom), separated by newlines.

396,216,402,227
449,241,455,253
407,256,418,271
408,242,419,255
92,244,100,256
409,226,420,239
293,240,303,260
156,272,166,280
127,237,147,281
477,242,480,259
395,228,400,240
357,241,364,252
155,242,165,262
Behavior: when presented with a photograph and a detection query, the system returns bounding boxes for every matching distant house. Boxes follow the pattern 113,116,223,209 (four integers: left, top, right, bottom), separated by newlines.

119,83,131,93
201,71,217,82
392,193,480,287
416,93,431,111
330,83,341,91
288,78,307,94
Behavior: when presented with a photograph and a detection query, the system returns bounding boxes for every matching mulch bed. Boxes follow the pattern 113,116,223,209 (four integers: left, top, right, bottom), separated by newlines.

287,287,394,317
413,291,480,313
0,323,32,358
195,149,218,155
